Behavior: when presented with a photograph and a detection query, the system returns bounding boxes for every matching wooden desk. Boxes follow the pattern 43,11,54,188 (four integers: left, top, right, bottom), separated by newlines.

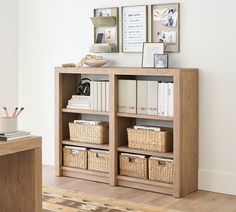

0,136,42,212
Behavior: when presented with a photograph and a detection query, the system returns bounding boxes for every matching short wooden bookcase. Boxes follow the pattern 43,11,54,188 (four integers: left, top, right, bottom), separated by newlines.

55,67,198,198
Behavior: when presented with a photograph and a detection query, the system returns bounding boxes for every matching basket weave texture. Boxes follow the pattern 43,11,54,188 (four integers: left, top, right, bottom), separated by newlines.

69,123,109,144
119,155,148,179
88,151,109,173
127,128,173,152
63,147,87,169
149,158,173,183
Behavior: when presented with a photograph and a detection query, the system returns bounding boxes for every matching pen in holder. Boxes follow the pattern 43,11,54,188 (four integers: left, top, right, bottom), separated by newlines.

0,117,17,133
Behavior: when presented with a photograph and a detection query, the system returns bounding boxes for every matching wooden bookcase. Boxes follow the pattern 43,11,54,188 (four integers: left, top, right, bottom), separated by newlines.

55,67,198,198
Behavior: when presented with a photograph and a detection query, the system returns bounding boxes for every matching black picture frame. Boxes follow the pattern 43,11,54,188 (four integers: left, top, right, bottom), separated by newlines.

154,54,168,69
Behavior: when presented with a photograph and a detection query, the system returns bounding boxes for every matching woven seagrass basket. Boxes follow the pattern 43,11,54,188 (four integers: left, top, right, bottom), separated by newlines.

127,127,173,153
119,154,148,179
69,122,109,144
88,150,109,173
63,147,87,169
149,157,173,183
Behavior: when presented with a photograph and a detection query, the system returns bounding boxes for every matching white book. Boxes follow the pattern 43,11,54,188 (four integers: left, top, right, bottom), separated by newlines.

158,82,163,116
97,81,102,111
163,83,168,116
137,81,147,114
64,146,87,151
118,80,127,113
150,156,173,162
93,81,98,111
105,82,109,112
74,120,101,125
147,81,158,115
121,153,146,159
66,105,90,110
90,81,94,110
126,80,137,114
134,125,161,132
168,83,174,116
101,81,106,112
72,95,91,100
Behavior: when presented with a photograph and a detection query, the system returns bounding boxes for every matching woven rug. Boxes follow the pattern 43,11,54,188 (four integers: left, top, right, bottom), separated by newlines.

43,187,175,212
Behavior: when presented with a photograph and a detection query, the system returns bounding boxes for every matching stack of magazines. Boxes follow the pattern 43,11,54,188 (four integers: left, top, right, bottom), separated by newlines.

67,95,91,110
0,131,31,141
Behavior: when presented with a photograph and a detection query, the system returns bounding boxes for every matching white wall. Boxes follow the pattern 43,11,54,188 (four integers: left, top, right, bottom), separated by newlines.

0,0,18,114
18,0,236,195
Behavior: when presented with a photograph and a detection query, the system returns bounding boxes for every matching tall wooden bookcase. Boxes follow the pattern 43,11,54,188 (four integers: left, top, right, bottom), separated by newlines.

55,67,198,198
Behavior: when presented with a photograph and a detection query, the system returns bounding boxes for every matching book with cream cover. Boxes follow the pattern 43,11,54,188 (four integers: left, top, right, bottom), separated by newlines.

137,80,147,114
147,81,158,115
118,80,127,112
126,80,137,114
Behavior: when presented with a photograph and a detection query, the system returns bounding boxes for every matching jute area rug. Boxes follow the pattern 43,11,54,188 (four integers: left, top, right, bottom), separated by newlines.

43,187,176,212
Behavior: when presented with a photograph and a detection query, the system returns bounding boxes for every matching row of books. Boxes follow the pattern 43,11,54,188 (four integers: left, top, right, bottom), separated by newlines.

66,81,109,112
0,131,31,141
118,80,174,117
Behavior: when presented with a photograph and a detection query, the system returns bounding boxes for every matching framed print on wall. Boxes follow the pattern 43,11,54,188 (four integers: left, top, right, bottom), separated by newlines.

122,5,148,53
151,3,180,52
142,42,165,68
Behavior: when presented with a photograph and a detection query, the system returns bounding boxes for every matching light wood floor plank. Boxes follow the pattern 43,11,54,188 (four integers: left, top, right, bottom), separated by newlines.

43,165,236,211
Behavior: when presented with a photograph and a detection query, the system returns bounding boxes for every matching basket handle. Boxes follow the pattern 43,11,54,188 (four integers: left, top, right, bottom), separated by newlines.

158,160,167,167
128,157,136,163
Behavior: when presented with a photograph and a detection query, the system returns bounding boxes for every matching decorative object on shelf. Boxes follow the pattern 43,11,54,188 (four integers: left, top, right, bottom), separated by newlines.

154,54,168,68
77,78,91,96
142,42,164,68
91,7,119,53
151,3,180,52
122,5,148,53
79,55,109,67
62,63,76,68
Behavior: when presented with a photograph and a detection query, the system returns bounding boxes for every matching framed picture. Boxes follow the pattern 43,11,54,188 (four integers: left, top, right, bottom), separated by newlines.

151,3,180,52
122,5,148,53
142,42,164,68
154,54,168,68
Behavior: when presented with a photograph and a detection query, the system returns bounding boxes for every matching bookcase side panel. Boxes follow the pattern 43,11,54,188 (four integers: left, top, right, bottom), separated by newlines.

177,70,199,197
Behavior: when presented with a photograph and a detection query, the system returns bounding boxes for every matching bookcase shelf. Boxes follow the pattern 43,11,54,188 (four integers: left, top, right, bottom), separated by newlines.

117,112,173,121
62,108,109,116
117,146,173,158
55,67,198,198
62,140,109,150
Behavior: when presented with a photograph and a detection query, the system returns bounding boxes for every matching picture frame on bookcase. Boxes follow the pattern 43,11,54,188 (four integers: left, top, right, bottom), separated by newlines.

142,42,165,68
122,5,148,53
151,3,180,52
154,54,168,68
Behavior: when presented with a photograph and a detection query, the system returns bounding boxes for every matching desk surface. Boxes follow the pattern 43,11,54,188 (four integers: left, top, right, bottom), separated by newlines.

0,136,42,157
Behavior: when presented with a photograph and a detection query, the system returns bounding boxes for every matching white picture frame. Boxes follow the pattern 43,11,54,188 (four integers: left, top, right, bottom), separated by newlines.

122,5,148,53
142,42,165,68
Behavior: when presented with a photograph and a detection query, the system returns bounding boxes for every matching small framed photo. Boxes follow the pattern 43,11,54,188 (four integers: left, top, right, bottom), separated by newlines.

154,54,168,68
142,42,165,68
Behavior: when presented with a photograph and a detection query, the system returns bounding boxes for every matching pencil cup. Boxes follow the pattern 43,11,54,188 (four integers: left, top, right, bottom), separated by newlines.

0,117,17,133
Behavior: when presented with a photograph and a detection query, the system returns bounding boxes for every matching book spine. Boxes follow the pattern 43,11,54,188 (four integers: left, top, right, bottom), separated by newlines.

158,82,163,116
101,82,106,112
93,81,98,111
147,81,158,115
137,80,147,114
163,83,168,116
97,81,102,111
126,80,137,114
118,80,127,113
90,81,94,110
106,82,109,112
168,83,174,116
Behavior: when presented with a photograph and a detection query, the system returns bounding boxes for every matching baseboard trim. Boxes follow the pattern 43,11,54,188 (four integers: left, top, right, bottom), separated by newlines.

199,169,236,195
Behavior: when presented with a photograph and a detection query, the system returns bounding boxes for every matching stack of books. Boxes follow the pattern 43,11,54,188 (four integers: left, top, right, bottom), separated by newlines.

0,131,31,142
118,80,174,117
74,120,102,125
90,81,109,112
67,95,91,110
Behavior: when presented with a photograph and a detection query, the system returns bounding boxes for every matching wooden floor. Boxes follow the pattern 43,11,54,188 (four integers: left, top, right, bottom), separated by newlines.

43,165,236,212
